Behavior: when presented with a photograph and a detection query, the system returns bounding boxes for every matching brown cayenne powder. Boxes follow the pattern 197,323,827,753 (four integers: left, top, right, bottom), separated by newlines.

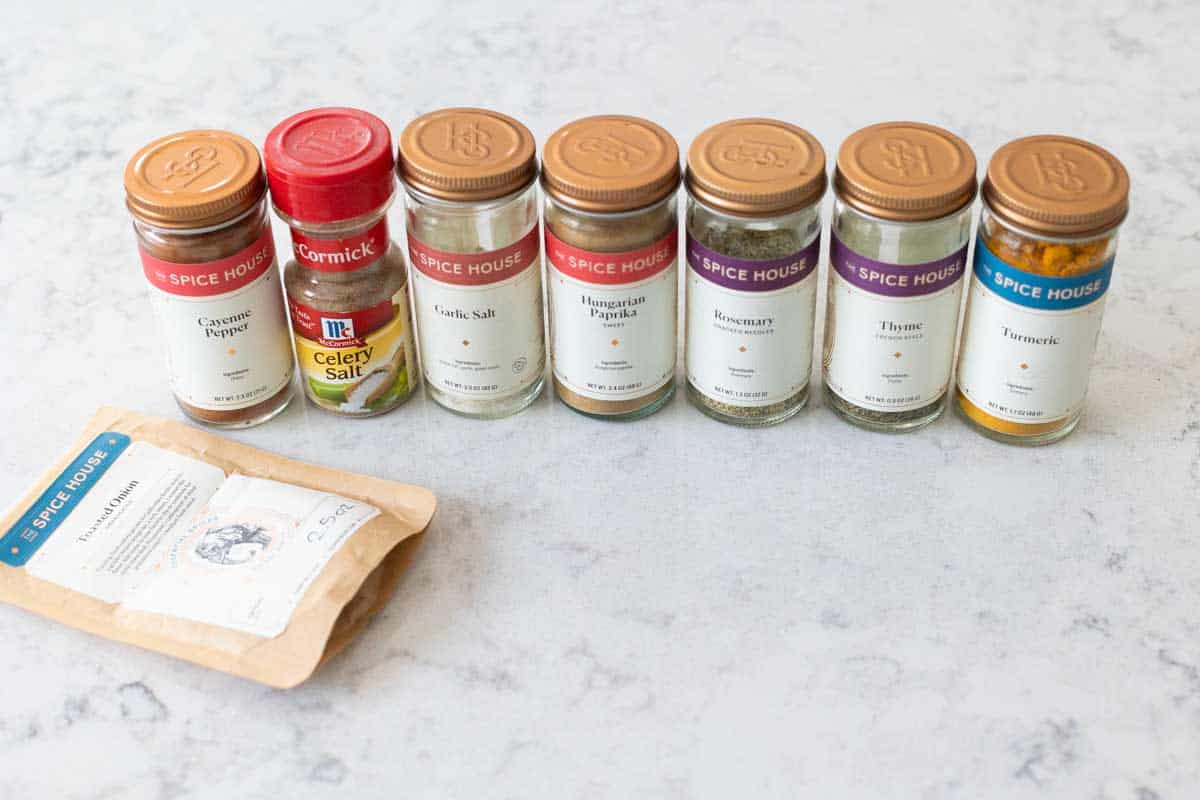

541,116,682,419
125,131,294,427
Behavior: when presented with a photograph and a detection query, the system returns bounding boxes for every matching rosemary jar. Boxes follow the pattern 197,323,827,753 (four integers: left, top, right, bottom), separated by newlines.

124,130,295,428
955,135,1129,445
683,118,826,426
398,108,545,418
541,115,681,420
264,108,418,417
823,122,977,432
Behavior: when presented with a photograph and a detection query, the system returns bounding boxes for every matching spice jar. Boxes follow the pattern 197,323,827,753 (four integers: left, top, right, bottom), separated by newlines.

822,122,977,432
264,108,418,417
124,130,295,428
542,115,681,419
955,135,1129,445
684,118,826,426
398,108,545,418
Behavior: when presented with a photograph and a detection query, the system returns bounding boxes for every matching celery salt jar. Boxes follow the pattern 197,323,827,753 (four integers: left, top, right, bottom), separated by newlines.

398,108,545,418
823,122,977,432
684,118,827,426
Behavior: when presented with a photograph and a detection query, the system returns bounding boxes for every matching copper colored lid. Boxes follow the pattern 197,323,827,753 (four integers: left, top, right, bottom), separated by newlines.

686,118,826,216
397,108,537,202
983,135,1129,237
541,115,680,213
835,122,977,222
124,130,265,227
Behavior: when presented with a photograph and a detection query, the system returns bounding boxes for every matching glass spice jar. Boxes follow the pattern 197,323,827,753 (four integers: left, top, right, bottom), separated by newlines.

684,119,826,426
397,108,545,418
955,135,1129,445
124,130,295,428
264,108,418,418
822,122,977,432
541,115,681,420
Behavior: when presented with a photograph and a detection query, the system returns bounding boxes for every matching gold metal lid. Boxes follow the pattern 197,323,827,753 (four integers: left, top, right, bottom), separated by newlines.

397,107,537,202
685,118,826,216
983,135,1129,237
124,130,265,227
834,121,977,222
541,115,680,213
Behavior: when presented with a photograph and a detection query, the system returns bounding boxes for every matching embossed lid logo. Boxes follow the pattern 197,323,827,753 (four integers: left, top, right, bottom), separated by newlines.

577,131,648,167
719,138,793,168
1032,151,1087,193
880,138,932,178
446,120,491,159
161,145,221,189
293,125,367,160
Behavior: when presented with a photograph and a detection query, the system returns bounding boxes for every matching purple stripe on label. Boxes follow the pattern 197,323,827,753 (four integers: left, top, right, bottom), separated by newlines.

686,233,820,292
830,232,967,298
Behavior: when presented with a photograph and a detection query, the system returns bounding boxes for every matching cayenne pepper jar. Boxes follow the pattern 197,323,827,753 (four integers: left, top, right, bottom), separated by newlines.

823,122,977,433
955,135,1129,445
684,118,827,426
264,108,418,417
124,130,295,427
541,115,681,420
398,108,545,418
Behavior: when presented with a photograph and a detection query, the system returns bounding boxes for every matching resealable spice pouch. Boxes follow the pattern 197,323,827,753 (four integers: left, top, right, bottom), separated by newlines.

0,407,436,688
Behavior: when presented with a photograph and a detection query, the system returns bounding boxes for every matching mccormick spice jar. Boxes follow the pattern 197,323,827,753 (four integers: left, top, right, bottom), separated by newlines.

955,135,1129,445
264,108,418,418
124,130,295,428
823,122,977,432
398,108,545,418
541,115,681,420
684,118,826,426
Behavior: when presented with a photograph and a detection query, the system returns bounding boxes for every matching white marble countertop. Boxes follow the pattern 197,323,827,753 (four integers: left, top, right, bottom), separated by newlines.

2,1,1198,797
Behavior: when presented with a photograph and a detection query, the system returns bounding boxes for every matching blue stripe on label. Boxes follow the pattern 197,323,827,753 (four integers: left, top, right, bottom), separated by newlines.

974,236,1113,311
1,432,131,567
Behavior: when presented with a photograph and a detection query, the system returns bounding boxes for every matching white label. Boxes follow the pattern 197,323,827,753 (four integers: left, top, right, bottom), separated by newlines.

25,441,380,638
546,229,678,401
685,270,817,406
150,267,294,411
409,252,545,399
956,275,1106,424
823,273,965,411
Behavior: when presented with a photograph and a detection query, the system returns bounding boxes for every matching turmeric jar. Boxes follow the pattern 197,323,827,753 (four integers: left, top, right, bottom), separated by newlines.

124,130,295,428
955,135,1130,445
541,115,681,420
398,108,545,419
684,118,826,426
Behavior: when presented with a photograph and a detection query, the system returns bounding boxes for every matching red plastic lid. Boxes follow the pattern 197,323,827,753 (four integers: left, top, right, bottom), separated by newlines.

264,107,395,223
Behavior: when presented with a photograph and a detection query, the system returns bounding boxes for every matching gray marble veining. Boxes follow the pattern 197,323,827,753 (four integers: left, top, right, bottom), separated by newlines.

1,1,1198,797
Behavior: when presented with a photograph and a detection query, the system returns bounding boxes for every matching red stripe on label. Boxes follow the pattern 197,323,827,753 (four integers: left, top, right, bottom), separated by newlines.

545,226,678,286
408,225,540,287
140,227,276,297
291,219,389,272
288,297,394,347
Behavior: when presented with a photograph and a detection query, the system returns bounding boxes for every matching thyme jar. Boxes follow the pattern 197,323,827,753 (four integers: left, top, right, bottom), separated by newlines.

541,115,681,420
955,135,1129,445
398,108,545,418
684,118,826,426
823,122,976,432
124,130,295,428
264,108,418,417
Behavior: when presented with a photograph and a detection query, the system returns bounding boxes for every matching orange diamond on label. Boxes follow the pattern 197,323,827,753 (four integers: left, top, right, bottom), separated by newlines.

738,345,747,353
611,339,619,346
227,348,237,356
463,339,471,346
1020,362,1029,370
894,351,902,359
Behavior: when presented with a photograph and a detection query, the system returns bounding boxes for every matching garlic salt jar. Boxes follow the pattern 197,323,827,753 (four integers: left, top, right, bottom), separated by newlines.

955,135,1129,445
684,118,827,426
124,130,295,428
398,108,545,418
823,122,977,433
541,115,682,420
